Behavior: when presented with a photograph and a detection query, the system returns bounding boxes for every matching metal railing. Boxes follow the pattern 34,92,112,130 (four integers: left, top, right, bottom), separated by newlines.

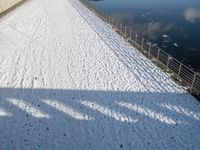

78,0,200,96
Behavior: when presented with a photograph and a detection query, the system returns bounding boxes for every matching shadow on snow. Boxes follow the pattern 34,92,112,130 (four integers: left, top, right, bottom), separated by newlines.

0,88,200,149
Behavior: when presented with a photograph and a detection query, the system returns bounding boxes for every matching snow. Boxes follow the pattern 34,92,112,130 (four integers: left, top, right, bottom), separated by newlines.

0,0,200,149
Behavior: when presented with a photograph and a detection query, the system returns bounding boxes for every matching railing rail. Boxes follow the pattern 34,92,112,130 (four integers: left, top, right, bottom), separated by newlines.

78,0,200,96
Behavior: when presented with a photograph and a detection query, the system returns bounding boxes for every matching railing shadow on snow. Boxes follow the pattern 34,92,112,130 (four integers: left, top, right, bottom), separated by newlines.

0,87,200,149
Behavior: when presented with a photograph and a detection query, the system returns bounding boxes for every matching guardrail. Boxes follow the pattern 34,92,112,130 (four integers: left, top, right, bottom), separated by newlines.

78,0,200,96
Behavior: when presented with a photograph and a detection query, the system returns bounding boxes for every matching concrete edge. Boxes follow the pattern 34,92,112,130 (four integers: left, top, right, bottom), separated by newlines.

0,0,27,18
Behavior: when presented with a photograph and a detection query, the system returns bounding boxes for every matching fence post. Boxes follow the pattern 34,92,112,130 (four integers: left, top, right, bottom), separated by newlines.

111,17,113,25
102,11,104,19
113,18,115,26
166,56,170,71
190,73,197,92
125,26,127,37
141,38,144,49
98,9,100,17
157,49,160,61
130,28,132,40
116,20,118,31
98,9,100,16
113,18,117,28
117,21,119,31
148,43,152,58
177,64,182,78
135,33,138,43
99,10,102,18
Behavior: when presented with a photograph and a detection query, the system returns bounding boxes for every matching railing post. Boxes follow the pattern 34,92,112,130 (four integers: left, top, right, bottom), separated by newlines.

120,24,122,33
124,26,127,37
99,8,101,16
112,18,115,26
103,12,105,19
148,43,152,58
100,10,103,18
135,33,138,43
101,10,103,18
190,73,197,92
177,64,182,78
141,38,144,49
117,21,119,31
116,21,119,30
130,28,132,40
166,56,170,71
113,18,115,26
98,9,101,17
157,49,160,61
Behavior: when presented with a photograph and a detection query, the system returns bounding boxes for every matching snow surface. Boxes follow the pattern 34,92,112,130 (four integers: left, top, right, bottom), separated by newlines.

0,0,200,149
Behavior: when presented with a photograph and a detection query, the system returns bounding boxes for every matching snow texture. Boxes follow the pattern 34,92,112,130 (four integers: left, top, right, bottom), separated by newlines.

0,0,200,149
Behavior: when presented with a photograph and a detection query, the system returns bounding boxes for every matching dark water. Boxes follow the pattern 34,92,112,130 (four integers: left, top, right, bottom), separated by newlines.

88,0,200,72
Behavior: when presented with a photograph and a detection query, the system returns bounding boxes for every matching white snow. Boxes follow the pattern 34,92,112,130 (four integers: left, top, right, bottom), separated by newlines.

7,98,51,119
41,99,92,120
0,107,12,117
0,0,200,149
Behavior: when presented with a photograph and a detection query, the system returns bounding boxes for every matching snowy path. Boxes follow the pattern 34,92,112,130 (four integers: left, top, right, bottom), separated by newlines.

0,0,200,149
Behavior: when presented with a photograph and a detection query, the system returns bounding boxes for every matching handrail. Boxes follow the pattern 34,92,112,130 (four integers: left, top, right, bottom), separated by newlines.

78,0,200,96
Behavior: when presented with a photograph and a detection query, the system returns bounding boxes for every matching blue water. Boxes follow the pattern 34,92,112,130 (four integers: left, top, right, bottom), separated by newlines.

88,0,200,71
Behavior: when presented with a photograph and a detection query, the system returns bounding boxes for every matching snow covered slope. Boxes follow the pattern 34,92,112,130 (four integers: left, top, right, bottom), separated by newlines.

0,0,200,149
